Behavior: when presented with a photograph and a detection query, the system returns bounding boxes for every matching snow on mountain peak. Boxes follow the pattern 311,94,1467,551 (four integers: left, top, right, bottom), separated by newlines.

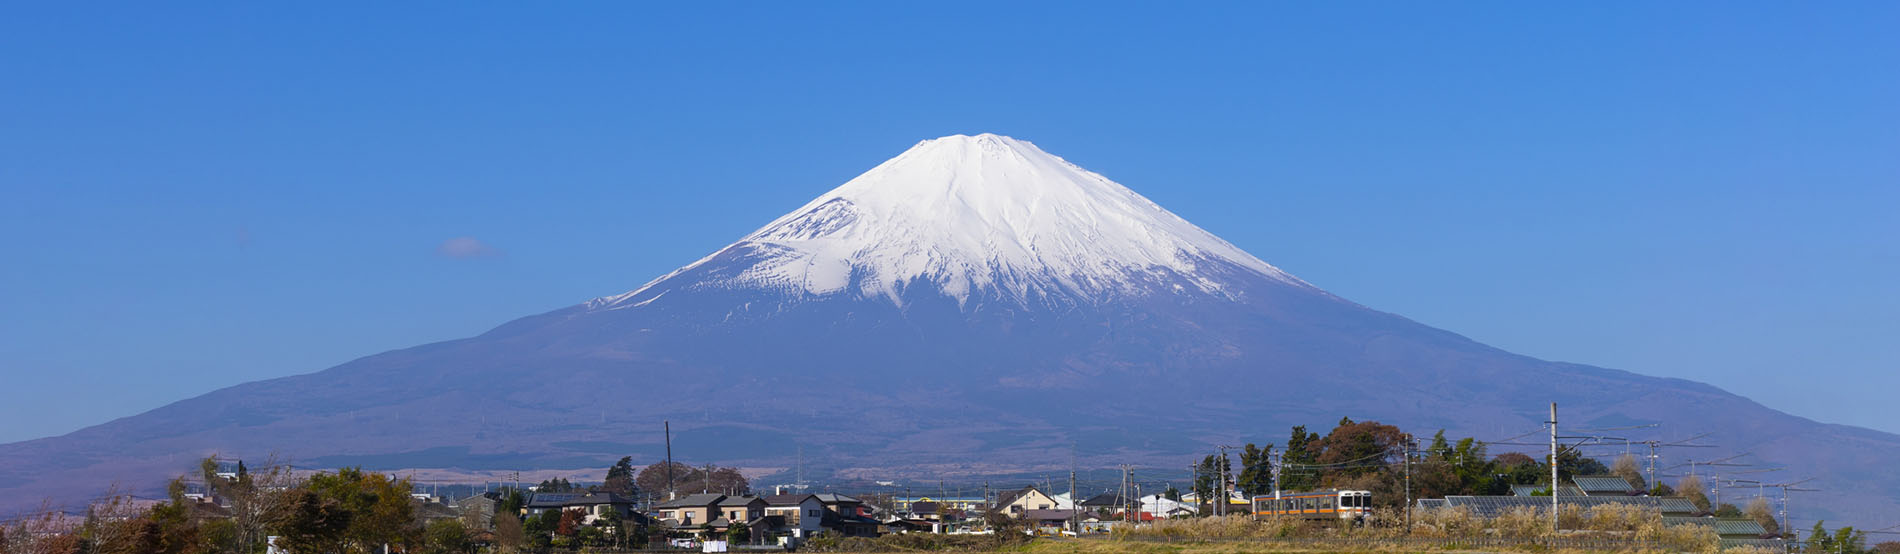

592,134,1307,310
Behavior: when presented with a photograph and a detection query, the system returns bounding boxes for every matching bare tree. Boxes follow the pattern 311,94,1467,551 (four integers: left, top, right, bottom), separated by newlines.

3,500,81,554
1611,454,1647,491
1676,475,1710,513
79,485,150,554
1745,496,1781,536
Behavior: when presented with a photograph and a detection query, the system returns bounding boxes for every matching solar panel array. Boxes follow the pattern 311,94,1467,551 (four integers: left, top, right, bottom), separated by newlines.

1510,484,1585,497
1662,516,1768,536
1436,495,1701,518
1570,476,1637,494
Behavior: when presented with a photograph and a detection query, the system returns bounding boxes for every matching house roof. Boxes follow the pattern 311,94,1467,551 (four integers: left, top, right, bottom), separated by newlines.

1664,516,1769,536
717,495,764,507
1510,484,1585,497
1438,495,1700,518
1021,509,1080,522
654,493,726,509
1572,476,1638,495
761,494,819,506
812,493,860,504
1081,492,1132,507
528,491,633,508
526,492,588,508
996,486,1040,507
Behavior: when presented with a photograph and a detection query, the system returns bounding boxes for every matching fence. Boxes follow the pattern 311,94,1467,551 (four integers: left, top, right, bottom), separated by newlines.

1120,535,1670,551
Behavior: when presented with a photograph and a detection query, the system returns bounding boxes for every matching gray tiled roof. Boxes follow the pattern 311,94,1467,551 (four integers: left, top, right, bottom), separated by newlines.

1510,484,1585,497
1572,476,1637,494
1664,516,1768,536
654,493,726,509
1439,495,1699,518
717,495,763,506
761,494,817,506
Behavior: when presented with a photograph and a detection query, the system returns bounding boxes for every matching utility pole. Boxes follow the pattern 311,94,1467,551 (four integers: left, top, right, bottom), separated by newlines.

664,420,676,500
1549,402,1560,534
1118,465,1130,523
1069,442,1079,536
1404,437,1415,532
1271,450,1282,514
1646,441,1660,493
1214,447,1228,517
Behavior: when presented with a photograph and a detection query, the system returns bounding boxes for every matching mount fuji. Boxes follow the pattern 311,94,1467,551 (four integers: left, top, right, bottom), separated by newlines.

2,134,1896,526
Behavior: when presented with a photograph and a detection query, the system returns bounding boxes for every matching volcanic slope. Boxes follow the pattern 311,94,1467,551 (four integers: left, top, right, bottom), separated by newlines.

1,134,1894,525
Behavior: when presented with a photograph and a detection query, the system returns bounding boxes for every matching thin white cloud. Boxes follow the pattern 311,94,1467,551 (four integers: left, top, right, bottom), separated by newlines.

436,236,501,259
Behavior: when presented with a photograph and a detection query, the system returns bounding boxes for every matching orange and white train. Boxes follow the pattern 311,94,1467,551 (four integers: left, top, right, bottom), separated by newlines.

1250,490,1372,521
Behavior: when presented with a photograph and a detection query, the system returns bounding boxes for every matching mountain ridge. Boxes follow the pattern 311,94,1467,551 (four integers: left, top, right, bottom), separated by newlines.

2,134,1896,528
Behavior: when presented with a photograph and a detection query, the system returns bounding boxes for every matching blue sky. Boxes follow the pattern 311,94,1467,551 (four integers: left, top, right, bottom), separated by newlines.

2,2,1896,443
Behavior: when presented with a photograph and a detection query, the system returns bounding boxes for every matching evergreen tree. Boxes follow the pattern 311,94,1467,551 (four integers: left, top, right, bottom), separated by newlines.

603,456,639,497
1236,443,1275,496
1281,425,1320,491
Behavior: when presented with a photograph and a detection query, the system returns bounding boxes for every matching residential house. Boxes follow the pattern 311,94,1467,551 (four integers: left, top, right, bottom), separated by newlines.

526,491,640,526
456,492,501,530
714,495,768,525
761,494,826,537
654,493,728,529
1021,509,1081,534
810,494,879,537
995,486,1060,516
1080,492,1135,515
1137,494,1197,519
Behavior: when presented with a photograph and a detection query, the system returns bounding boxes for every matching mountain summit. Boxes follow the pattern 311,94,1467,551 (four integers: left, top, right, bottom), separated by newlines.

3,134,1899,527
591,134,1303,311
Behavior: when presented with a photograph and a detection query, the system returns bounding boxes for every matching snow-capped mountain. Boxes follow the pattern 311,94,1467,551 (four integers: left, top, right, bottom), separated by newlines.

3,134,1899,528
591,134,1306,311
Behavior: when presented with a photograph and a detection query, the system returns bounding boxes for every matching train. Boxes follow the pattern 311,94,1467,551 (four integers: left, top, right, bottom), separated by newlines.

1249,490,1372,521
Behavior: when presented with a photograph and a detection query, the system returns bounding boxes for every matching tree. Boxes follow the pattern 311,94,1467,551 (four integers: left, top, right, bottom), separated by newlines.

493,510,526,553
727,522,750,545
523,510,559,549
1236,443,1275,496
1812,521,1836,553
1713,503,1743,518
267,488,352,553
1551,446,1609,481
1281,426,1321,491
1494,452,1546,486
1745,496,1781,536
1162,486,1181,501
1835,525,1869,554
422,519,470,554
1191,454,1229,512
556,509,585,538
602,456,639,497
1311,419,1408,481
298,467,418,552
1611,453,1647,491
1676,475,1711,513
638,462,702,501
706,467,750,494
498,489,526,517
536,478,578,493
